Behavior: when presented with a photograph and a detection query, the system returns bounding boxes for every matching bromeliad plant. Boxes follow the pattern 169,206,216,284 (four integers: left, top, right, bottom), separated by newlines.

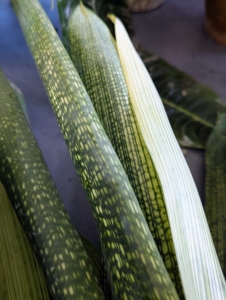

59,0,226,286
66,4,183,297
10,0,180,299
58,0,226,296
1,0,226,298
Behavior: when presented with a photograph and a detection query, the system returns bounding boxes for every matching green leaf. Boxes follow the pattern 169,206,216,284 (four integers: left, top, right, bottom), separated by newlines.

0,181,51,300
138,48,226,149
78,232,102,279
67,5,183,297
9,81,30,122
78,233,113,299
13,0,180,298
57,0,133,43
162,97,214,149
112,15,226,299
205,113,226,278
57,1,226,150
57,0,78,49
0,63,104,299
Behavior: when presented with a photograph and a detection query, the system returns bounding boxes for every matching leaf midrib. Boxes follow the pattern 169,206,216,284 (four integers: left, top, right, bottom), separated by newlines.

162,98,214,129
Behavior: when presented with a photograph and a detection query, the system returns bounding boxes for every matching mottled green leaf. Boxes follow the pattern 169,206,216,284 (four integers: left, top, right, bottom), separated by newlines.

0,64,104,299
78,232,102,279
67,5,183,297
9,81,29,122
13,0,180,298
79,232,113,299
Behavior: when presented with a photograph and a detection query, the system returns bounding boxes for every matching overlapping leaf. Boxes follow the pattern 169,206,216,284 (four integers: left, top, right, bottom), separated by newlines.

139,48,226,269
78,231,113,299
0,181,51,300
139,48,226,148
13,0,179,298
57,0,226,290
112,15,226,299
57,0,133,44
57,0,226,149
205,113,226,278
67,4,183,297
9,82,29,122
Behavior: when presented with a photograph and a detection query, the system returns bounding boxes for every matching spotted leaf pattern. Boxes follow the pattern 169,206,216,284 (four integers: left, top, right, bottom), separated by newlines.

67,5,183,297
12,0,179,298
0,68,104,299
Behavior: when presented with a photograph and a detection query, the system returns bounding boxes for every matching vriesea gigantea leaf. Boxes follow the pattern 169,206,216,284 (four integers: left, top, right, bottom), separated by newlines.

67,4,183,297
12,0,179,299
112,15,226,299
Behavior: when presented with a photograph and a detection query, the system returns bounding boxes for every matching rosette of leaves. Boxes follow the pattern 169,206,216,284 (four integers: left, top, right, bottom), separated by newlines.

59,0,226,281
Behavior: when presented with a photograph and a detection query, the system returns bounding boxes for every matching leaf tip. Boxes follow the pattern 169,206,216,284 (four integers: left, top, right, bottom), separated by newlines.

79,1,88,16
108,14,116,24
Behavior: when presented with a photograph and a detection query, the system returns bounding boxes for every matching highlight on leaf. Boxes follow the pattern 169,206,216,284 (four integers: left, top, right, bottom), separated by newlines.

111,14,226,300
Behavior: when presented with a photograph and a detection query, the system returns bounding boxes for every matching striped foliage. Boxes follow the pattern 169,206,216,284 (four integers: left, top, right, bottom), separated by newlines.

112,15,226,299
11,0,179,298
67,4,183,297
0,181,50,300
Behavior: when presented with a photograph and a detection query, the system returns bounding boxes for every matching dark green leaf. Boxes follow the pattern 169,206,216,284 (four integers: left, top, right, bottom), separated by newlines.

0,63,104,299
78,233,113,299
78,232,102,278
138,47,226,148
205,113,226,278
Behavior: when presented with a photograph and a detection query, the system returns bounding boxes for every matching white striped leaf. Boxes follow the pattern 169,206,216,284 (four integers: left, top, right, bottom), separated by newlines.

111,15,226,300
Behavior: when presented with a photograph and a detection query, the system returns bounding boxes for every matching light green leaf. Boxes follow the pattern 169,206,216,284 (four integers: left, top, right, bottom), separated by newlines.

112,15,226,299
0,181,50,300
